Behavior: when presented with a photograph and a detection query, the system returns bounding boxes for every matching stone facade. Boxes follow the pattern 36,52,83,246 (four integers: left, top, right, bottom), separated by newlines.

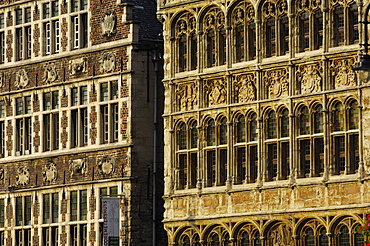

158,0,370,245
0,0,164,245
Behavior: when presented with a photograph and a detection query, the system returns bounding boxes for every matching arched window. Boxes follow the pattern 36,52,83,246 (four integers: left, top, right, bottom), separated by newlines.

177,228,201,246
180,235,191,246
298,104,324,178
303,227,315,246
331,1,359,47
176,121,198,190
295,0,323,52
338,225,350,246
265,109,290,181
239,231,249,246
203,7,226,67
262,0,289,58
331,100,359,175
231,1,256,63
318,227,328,246
205,117,228,187
235,113,258,184
174,12,197,73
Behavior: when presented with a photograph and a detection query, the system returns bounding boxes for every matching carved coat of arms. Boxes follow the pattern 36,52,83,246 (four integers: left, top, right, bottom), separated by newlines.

97,155,116,175
44,62,58,84
102,10,116,36
16,166,30,185
43,162,57,183
15,69,29,88
100,52,116,73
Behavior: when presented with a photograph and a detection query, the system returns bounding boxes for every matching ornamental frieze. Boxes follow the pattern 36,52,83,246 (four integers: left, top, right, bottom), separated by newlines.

264,68,288,99
204,78,227,106
175,82,198,111
296,62,322,94
233,73,256,103
330,57,357,88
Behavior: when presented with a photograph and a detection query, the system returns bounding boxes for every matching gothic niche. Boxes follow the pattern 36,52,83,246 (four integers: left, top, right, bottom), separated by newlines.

16,166,30,186
15,69,29,88
175,82,198,111
264,68,288,99
0,72,4,88
233,73,256,103
44,62,58,84
268,223,294,246
102,10,117,37
331,57,357,88
97,155,116,175
296,63,322,94
69,158,87,177
204,78,227,106
43,162,57,183
100,52,116,73
69,57,87,76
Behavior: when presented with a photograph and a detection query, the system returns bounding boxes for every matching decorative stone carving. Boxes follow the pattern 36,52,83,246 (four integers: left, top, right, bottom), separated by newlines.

15,69,29,88
330,57,357,87
0,72,4,88
69,158,87,176
204,78,226,106
264,68,288,99
97,155,116,175
102,10,116,37
16,166,30,186
69,57,87,75
233,73,256,103
44,62,58,84
43,162,57,183
0,168,4,181
175,82,198,111
296,63,322,94
269,224,293,246
100,52,116,73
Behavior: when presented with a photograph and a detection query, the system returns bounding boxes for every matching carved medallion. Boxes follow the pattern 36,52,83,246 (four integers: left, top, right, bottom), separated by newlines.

43,162,57,183
69,58,87,75
296,63,322,94
102,10,116,37
100,52,116,73
44,62,58,84
15,69,29,88
175,82,198,111
233,73,256,103
204,78,226,106
331,57,357,88
264,68,288,99
97,155,116,175
69,158,87,176
16,166,30,186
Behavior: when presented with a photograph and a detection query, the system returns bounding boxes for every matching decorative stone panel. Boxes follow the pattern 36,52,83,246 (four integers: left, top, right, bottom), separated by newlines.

233,73,256,103
204,78,226,107
263,68,289,99
330,57,357,88
16,166,30,186
296,62,322,94
175,82,198,111
15,69,29,88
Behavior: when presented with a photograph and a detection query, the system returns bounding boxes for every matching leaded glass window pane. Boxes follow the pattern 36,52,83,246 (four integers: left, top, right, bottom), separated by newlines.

178,123,187,150
333,102,345,131
237,115,246,143
207,119,216,146
349,100,359,130
304,227,314,246
190,121,198,149
250,113,258,142
318,227,328,246
281,109,289,137
300,107,310,135
314,105,323,133
338,225,350,246
268,111,277,139
220,118,227,144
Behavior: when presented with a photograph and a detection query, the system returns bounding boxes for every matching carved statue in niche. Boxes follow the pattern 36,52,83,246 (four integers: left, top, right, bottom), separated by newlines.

264,68,288,99
331,58,357,88
269,224,294,246
102,10,117,37
43,162,57,183
296,63,322,94
204,78,226,106
100,52,116,73
15,69,29,88
97,155,116,175
0,72,4,88
16,166,30,185
69,158,87,176
44,62,58,84
233,73,256,103
175,82,198,111
69,57,87,75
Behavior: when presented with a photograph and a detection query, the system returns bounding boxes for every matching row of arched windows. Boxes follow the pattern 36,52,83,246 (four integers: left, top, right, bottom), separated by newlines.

175,217,363,246
172,0,359,73
175,99,359,189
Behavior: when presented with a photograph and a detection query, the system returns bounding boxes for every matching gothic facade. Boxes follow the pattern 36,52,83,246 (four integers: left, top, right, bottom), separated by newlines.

158,0,370,245
0,0,164,245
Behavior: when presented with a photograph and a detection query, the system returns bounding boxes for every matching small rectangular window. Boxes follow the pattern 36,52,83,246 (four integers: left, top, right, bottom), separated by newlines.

0,32,5,64
43,3,50,19
16,97,23,115
0,199,4,227
16,9,23,25
25,8,31,23
44,91,59,110
16,196,31,226
52,1,59,17
0,14,4,29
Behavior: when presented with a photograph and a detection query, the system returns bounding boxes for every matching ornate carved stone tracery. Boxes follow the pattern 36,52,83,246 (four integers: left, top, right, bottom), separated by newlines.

204,78,227,106
264,68,289,98
296,63,322,94
262,0,288,19
233,73,256,103
330,57,357,88
175,82,198,111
